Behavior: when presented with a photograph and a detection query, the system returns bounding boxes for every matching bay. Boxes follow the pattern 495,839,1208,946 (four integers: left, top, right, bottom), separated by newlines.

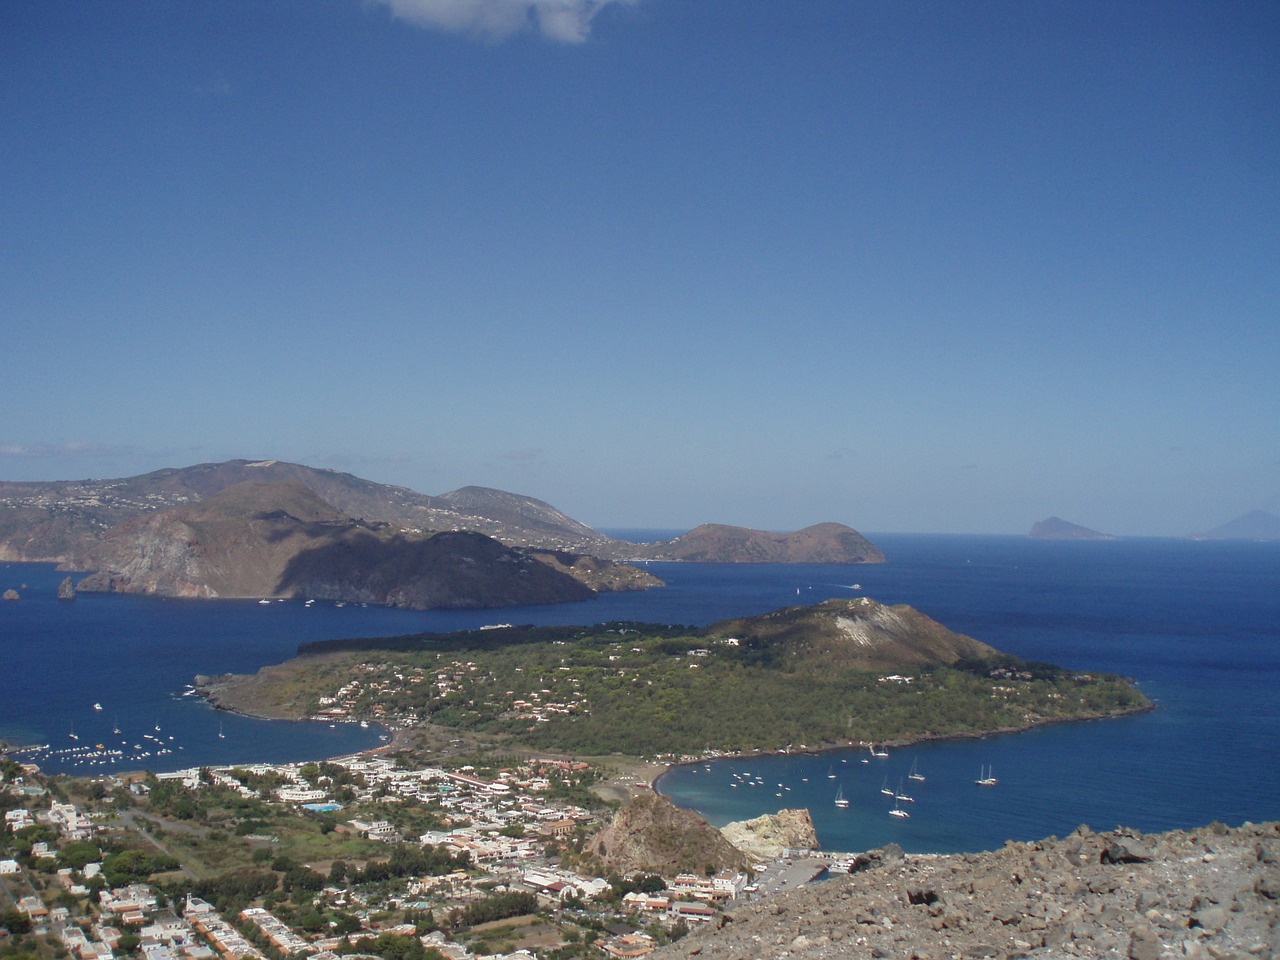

656,535,1280,853
1,534,1277,854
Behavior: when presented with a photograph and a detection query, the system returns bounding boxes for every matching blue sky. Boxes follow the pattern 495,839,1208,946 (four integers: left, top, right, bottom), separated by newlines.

3,0,1277,536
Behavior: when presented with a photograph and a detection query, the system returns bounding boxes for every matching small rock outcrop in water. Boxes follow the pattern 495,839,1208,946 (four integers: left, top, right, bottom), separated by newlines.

57,576,75,600
1,589,18,601
652,821,1280,960
720,808,818,860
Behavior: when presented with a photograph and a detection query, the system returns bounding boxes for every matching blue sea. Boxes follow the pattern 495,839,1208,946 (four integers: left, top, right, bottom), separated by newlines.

1,534,1277,854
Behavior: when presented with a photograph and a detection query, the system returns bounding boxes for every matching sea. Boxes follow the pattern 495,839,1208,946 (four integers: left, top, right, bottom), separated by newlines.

1,533,1277,854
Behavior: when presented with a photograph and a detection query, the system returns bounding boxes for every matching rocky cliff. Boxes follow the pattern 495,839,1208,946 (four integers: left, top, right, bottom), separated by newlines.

655,820,1280,960
584,793,747,878
706,596,999,672
720,808,819,861
74,481,657,609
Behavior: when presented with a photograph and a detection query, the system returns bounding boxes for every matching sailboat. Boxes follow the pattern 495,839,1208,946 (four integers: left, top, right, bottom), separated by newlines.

880,777,894,797
827,766,837,779
894,779,914,803
908,758,925,782
889,795,910,818
112,718,121,735
217,723,226,740
834,786,849,808
68,723,78,741
976,765,998,786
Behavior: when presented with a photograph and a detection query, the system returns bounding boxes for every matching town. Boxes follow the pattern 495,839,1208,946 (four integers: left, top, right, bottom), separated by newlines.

0,744,801,960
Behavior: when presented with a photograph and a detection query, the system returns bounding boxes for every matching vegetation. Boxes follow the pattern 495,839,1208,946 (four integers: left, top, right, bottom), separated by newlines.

256,620,1149,758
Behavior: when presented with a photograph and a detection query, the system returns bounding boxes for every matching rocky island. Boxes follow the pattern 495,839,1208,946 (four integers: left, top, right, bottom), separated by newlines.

1028,517,1117,540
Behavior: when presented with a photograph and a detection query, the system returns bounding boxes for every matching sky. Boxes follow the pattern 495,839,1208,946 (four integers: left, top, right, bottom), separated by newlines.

2,1,1277,536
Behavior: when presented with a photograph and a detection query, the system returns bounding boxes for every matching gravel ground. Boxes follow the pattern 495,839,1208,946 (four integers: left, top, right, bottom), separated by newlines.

653,821,1280,960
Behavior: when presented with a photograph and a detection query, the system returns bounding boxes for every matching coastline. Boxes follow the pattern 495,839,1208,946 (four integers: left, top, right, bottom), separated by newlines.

648,700,1156,795
190,664,1153,799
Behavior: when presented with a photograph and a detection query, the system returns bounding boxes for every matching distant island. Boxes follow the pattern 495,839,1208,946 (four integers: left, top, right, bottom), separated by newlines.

0,458,882,610
196,595,1150,757
1028,517,1117,540
1191,509,1280,541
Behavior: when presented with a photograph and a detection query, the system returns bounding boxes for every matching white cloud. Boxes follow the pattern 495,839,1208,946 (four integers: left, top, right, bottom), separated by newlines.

370,0,632,43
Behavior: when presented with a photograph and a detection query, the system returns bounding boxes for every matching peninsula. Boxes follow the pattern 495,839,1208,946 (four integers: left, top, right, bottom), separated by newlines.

195,596,1149,758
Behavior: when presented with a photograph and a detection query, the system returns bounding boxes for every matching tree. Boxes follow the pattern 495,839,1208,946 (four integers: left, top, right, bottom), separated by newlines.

1,908,32,935
58,840,101,870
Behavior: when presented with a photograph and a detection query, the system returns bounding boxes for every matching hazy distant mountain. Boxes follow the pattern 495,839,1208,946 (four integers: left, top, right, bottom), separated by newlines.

74,480,658,609
1192,509,1280,541
1028,517,1117,541
607,522,885,564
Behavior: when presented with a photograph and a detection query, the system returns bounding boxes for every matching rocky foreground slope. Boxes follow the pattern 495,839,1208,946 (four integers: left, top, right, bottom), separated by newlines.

656,821,1279,960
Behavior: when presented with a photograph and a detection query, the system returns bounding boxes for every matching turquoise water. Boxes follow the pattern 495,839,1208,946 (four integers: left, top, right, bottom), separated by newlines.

1,535,1276,855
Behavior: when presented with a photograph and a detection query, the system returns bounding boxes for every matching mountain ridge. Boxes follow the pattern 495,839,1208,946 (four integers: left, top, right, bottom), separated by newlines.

0,458,883,567
73,480,660,609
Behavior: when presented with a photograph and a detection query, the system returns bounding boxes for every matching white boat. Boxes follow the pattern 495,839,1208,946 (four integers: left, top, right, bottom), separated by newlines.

908,758,926,782
976,765,998,786
880,777,894,796
872,743,889,758
258,599,271,605
217,723,226,740
827,766,837,779
834,786,849,808
894,779,914,803
93,702,103,711
889,796,910,818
